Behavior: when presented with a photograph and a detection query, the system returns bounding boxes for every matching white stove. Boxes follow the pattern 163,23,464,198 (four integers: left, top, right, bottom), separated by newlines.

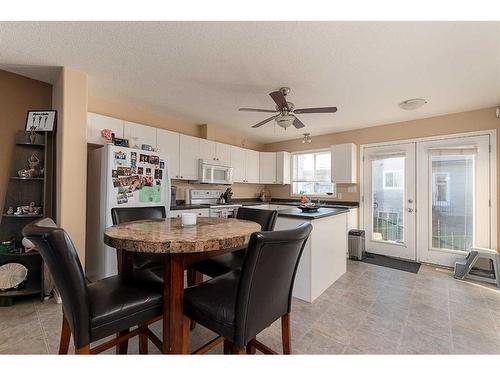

186,189,241,218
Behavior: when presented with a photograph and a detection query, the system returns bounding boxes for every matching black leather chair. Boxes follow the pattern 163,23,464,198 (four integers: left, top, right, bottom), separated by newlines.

188,207,278,279
22,218,163,355
111,206,166,271
184,222,312,354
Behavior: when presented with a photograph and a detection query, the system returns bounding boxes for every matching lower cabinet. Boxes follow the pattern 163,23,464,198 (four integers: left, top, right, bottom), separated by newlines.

169,208,210,218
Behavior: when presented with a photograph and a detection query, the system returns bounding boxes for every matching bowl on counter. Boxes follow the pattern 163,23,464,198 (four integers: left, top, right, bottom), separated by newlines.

297,204,319,213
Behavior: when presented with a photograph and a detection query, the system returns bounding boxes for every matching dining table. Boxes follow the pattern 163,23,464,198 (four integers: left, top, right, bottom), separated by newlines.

104,216,261,354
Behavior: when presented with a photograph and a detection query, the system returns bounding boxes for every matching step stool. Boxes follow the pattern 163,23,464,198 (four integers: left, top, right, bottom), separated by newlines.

454,247,500,288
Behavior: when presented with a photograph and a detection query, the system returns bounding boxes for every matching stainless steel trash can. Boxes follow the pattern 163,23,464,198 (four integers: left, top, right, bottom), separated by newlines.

348,229,365,260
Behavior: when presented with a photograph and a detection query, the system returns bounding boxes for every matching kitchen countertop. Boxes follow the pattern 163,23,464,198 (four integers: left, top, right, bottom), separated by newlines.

170,199,359,210
276,207,350,220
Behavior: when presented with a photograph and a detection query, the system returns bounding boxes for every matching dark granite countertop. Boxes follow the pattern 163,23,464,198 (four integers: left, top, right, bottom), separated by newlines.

170,204,209,211
277,207,350,220
232,200,359,209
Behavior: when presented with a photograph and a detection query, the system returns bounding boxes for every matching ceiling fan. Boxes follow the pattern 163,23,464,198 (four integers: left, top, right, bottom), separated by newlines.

239,87,337,130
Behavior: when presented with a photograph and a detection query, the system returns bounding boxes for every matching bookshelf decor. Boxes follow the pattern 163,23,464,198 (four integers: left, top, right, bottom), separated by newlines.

0,129,55,306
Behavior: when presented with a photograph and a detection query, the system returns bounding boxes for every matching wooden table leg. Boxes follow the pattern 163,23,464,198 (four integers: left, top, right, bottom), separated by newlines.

116,249,134,354
162,254,187,354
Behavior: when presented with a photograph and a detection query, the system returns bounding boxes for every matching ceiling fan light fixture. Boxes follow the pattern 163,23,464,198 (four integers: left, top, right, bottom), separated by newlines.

398,98,427,111
275,114,294,129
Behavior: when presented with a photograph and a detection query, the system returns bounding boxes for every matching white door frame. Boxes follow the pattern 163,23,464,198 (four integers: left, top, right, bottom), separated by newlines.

360,129,497,264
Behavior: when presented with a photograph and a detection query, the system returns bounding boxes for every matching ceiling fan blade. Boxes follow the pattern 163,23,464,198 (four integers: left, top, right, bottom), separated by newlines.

294,106,338,114
293,116,306,129
251,115,279,128
269,91,289,111
239,107,278,113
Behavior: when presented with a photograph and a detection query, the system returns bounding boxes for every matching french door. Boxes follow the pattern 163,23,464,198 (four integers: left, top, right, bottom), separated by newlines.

417,134,491,266
362,133,493,266
362,142,417,261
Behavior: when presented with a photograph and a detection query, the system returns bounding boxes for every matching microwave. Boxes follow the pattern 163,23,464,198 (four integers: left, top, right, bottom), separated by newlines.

197,159,233,184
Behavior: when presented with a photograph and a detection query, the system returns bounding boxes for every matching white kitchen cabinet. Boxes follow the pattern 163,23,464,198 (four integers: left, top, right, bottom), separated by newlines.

169,208,209,218
87,112,124,145
245,149,260,183
230,146,246,182
331,143,357,183
215,142,231,163
276,151,291,184
179,134,200,180
124,121,157,149
259,152,277,184
157,129,180,179
199,139,217,160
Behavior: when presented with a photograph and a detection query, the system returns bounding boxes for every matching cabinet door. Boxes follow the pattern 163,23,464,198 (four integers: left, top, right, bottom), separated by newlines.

245,149,260,183
124,121,157,149
230,146,246,183
215,142,231,163
276,151,291,184
331,143,357,183
157,129,180,179
87,113,124,145
179,134,200,180
199,139,217,161
259,152,277,184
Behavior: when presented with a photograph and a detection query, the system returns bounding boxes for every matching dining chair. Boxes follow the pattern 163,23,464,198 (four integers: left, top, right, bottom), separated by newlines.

111,206,166,271
183,222,312,354
22,218,164,355
188,207,278,280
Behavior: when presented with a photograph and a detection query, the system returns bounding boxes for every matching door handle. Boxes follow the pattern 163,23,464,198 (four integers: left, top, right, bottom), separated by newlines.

407,208,414,213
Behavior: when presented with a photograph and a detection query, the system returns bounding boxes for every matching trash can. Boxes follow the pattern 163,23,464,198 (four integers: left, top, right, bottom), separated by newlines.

348,229,365,260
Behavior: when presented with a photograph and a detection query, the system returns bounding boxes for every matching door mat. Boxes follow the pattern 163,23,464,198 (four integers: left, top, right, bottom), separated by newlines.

361,252,421,274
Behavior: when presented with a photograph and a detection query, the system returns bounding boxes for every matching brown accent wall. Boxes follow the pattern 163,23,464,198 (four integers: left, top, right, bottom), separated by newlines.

0,69,52,215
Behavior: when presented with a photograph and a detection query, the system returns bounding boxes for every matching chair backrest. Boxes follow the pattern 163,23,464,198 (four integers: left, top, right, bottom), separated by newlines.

233,222,312,347
22,218,91,348
111,206,166,225
236,207,278,231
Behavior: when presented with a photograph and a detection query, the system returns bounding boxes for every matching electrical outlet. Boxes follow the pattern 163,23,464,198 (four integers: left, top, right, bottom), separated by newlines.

337,192,343,199
347,186,357,193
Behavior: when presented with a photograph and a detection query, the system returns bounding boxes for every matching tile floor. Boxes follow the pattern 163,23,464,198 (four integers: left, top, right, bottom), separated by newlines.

1,260,500,354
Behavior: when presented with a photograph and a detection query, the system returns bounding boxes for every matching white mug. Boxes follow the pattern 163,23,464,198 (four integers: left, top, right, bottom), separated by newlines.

181,212,197,226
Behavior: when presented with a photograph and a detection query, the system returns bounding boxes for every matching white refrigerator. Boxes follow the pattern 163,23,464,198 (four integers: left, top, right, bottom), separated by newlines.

86,144,171,280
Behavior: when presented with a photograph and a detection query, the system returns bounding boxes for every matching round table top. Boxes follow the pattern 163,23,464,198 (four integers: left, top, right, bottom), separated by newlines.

104,217,261,254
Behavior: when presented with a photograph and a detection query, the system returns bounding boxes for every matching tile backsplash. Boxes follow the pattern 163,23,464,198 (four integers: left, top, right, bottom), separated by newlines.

172,179,265,202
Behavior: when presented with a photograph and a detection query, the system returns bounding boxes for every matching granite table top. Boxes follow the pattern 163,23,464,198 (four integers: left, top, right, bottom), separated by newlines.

104,217,261,254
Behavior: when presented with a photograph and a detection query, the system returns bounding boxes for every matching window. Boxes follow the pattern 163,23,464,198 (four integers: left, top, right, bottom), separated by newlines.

291,150,334,195
383,170,403,189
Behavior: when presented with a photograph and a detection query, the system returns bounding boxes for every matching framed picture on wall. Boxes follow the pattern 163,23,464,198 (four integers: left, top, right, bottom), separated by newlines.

25,110,57,132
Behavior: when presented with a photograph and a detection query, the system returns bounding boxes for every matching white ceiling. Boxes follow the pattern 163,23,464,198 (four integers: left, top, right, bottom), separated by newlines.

1,21,500,143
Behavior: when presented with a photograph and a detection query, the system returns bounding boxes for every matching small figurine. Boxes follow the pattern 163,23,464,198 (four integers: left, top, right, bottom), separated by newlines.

6,206,13,215
14,207,23,216
17,154,43,178
27,202,36,214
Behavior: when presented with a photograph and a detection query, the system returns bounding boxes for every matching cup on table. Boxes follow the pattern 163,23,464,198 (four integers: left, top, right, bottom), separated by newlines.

181,212,197,227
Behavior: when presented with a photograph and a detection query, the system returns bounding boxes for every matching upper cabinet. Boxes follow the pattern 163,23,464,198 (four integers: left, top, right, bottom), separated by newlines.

245,149,260,183
215,142,231,164
259,151,291,184
124,121,157,149
230,146,246,183
259,152,277,184
199,139,217,160
331,143,357,183
157,129,180,179
87,113,124,145
179,134,200,180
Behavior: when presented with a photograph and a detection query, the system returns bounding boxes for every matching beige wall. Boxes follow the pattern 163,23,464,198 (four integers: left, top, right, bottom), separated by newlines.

0,70,52,215
53,68,88,262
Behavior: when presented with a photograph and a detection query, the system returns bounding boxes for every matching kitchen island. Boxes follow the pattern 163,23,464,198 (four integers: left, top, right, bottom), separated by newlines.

273,207,349,303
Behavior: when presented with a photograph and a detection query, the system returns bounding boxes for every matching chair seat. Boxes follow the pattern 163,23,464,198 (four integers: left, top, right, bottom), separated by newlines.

88,268,163,341
191,249,245,278
184,270,240,340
